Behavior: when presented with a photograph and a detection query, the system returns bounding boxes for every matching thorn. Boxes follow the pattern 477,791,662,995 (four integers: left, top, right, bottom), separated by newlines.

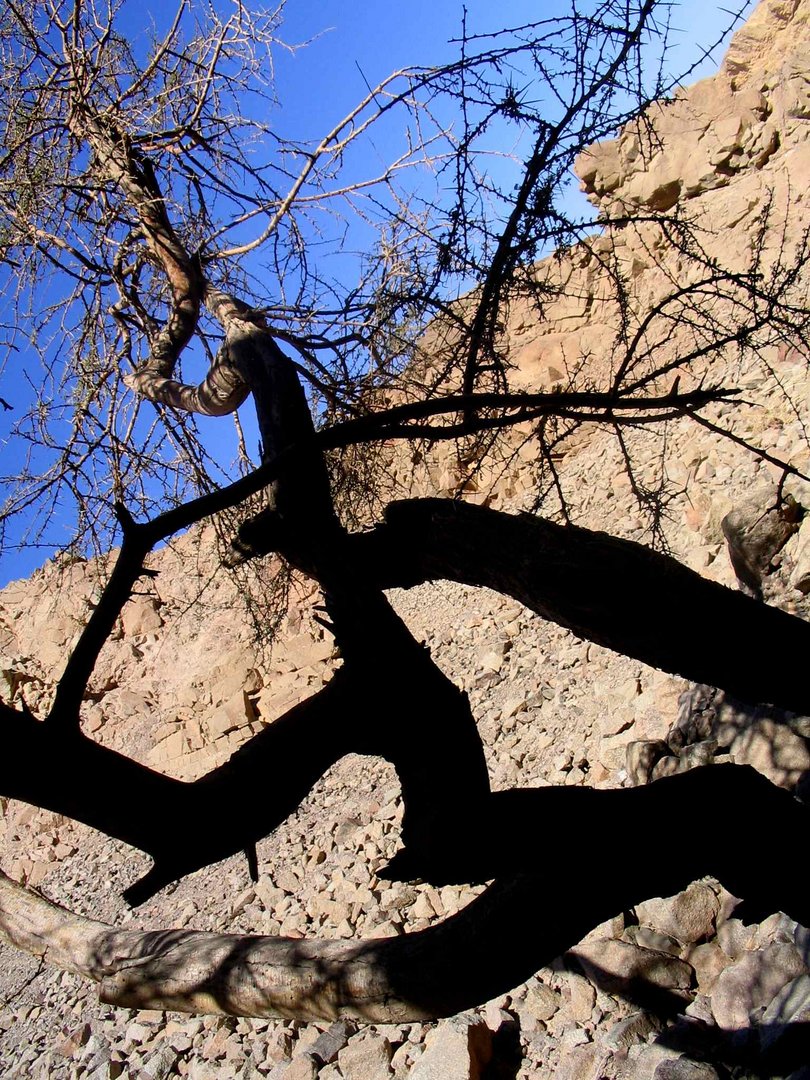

245,843,259,883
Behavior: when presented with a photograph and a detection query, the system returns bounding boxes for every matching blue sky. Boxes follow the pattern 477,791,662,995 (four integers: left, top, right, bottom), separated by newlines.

272,0,752,136
0,0,755,586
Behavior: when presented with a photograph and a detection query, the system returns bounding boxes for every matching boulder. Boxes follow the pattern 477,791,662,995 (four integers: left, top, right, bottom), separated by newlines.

721,485,799,593
121,596,163,637
337,1034,393,1080
728,718,810,789
409,1015,492,1080
568,939,694,997
710,942,808,1029
634,883,720,945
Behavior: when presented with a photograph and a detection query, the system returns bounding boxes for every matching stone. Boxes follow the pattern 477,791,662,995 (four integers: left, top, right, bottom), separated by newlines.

524,982,561,1022
267,1053,318,1080
125,1021,152,1046
564,972,596,1024
686,941,733,995
626,739,670,785
569,939,694,996
760,973,810,1050
0,660,33,704
142,1046,180,1080
205,691,257,740
604,1010,661,1051
409,1015,492,1080
275,634,335,670
789,516,810,594
721,484,799,592
337,1034,393,1080
634,883,720,945
308,1020,355,1064
623,925,683,956
756,910,800,948
653,1060,721,1079
553,1042,612,1080
710,942,808,1029
121,596,163,637
715,917,757,959
728,718,810,789
318,1066,342,1080
55,1023,92,1058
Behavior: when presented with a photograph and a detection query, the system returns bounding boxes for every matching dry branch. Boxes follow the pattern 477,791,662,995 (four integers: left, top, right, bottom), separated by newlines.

2,765,807,1022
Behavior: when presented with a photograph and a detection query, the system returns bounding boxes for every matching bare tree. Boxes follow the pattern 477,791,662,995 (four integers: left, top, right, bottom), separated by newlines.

1,0,810,1027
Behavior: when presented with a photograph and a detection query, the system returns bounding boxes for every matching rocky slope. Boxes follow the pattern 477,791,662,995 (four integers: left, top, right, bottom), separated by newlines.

2,1,810,1077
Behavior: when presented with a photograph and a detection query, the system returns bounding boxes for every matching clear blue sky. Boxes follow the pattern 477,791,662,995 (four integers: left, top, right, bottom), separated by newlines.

272,0,752,136
0,0,754,586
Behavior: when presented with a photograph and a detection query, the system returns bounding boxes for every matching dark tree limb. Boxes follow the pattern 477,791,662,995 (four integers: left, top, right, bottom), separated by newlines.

47,505,152,732
350,498,810,715
2,765,807,1022
1,515,490,907
1,678,354,905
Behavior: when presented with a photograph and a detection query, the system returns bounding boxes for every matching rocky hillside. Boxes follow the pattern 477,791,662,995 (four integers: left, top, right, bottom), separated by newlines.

2,1,810,1078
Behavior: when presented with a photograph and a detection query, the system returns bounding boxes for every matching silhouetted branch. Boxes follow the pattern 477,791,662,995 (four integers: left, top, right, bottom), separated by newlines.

47,505,152,731
350,498,810,715
1,766,806,1021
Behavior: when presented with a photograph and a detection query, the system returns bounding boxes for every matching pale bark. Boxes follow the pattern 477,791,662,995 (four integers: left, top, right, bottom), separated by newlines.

71,113,204,378
122,356,250,416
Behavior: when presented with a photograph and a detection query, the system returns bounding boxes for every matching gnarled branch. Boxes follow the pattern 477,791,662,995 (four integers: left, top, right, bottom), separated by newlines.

2,766,807,1021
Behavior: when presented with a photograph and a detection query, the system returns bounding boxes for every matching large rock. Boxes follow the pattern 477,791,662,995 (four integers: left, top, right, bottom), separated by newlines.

121,595,163,637
409,1015,492,1080
568,939,694,997
789,517,810,593
710,942,808,1029
686,941,734,995
634,883,720,945
728,717,810,788
653,1060,721,1080
720,484,799,593
760,972,810,1052
204,691,257,741
308,1021,354,1065
337,1034,392,1080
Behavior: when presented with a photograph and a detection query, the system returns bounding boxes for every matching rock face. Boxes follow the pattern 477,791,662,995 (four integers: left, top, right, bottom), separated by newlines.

2,2,810,1079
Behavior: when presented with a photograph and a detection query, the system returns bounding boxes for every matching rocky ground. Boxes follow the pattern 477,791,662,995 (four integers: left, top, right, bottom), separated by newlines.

3,1,810,1076
2,393,810,1079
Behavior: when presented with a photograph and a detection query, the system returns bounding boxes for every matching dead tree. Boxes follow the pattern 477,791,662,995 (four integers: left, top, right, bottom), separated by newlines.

1,0,809,1024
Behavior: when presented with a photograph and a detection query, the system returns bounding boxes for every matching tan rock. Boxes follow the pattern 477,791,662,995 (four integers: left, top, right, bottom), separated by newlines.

728,717,810,788
409,1015,492,1080
121,596,163,637
710,942,808,1029
568,939,694,996
204,690,256,741
337,1035,392,1080
635,883,720,945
